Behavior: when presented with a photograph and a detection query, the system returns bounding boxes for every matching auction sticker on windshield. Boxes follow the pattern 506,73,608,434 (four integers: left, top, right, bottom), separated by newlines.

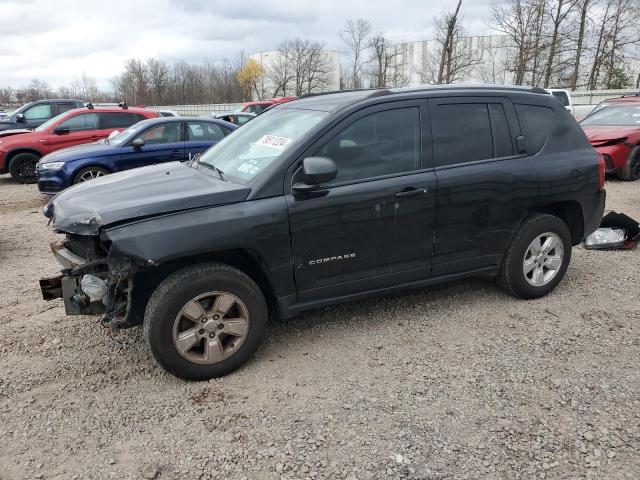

255,134,292,150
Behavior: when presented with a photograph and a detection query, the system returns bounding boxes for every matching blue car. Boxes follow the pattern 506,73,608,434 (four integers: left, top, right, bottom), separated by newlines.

36,117,236,194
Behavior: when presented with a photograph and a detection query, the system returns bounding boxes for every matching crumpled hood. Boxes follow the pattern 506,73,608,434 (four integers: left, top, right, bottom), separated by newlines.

0,128,33,138
48,162,251,235
40,142,113,163
582,125,640,142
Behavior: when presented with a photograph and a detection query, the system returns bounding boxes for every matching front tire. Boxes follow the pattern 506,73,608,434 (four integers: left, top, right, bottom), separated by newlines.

144,263,268,380
8,152,40,184
617,146,640,181
73,166,109,184
498,214,572,299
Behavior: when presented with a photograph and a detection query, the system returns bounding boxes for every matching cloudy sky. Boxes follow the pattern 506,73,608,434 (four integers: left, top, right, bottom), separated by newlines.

0,0,494,89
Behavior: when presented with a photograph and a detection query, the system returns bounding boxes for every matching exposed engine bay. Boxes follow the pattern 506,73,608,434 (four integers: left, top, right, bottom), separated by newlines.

39,234,139,329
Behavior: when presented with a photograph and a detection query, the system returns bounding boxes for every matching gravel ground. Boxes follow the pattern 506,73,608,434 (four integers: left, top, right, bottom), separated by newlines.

0,174,638,480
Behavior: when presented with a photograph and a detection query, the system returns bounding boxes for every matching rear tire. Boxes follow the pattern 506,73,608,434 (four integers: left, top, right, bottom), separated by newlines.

617,146,640,181
144,263,268,380
73,166,109,184
498,214,572,299
8,152,40,184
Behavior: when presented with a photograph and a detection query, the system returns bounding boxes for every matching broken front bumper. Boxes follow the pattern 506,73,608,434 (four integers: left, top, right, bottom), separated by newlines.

40,241,136,327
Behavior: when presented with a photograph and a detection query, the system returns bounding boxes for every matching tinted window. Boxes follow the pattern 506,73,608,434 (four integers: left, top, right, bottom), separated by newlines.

489,104,514,158
58,113,99,132
103,112,139,129
135,123,181,145
57,102,77,114
551,91,570,107
247,105,266,114
187,122,225,141
24,104,52,120
433,103,493,166
514,104,555,154
316,107,420,183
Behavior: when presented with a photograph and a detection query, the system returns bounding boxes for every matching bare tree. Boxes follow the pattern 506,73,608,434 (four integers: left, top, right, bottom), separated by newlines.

339,18,372,88
569,0,594,89
542,0,581,87
422,0,482,84
268,38,333,96
368,33,409,88
490,0,546,85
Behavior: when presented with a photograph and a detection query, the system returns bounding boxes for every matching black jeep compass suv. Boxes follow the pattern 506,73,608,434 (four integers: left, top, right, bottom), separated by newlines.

41,86,606,380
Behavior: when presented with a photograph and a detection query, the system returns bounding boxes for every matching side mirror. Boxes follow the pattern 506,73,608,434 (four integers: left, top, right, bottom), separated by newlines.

16,113,25,123
132,138,145,149
53,125,70,135
292,157,337,193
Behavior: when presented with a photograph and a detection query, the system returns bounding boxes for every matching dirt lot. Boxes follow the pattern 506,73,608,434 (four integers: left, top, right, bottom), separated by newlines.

0,175,638,480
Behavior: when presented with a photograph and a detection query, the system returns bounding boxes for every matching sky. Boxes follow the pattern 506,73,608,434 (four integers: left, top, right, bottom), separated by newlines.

0,0,495,89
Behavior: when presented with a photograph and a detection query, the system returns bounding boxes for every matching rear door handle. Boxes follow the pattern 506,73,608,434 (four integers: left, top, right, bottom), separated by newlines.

171,150,182,157
394,187,428,198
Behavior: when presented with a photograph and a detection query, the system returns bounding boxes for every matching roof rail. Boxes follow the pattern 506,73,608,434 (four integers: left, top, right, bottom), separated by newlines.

299,88,390,99
620,93,640,98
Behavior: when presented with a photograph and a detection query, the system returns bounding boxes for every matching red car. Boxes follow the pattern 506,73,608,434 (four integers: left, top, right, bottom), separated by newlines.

581,102,640,181
234,96,297,114
0,105,159,183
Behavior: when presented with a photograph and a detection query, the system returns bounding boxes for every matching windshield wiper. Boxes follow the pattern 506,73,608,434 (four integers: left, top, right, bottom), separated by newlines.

196,158,225,181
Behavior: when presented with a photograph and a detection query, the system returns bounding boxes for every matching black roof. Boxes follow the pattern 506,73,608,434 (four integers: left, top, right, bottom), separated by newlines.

283,85,550,112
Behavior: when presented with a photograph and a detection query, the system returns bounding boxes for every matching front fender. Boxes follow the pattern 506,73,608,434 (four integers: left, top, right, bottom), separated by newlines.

103,197,295,298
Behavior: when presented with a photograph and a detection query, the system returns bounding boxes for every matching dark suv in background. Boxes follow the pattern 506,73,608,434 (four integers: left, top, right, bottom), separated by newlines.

0,99,83,131
41,86,605,380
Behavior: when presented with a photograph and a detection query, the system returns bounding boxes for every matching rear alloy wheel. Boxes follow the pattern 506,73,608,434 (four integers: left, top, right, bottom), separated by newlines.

618,146,640,181
498,213,572,299
74,166,109,184
8,152,40,184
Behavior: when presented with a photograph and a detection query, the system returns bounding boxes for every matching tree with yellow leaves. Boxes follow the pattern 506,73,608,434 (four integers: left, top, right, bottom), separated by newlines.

237,58,266,101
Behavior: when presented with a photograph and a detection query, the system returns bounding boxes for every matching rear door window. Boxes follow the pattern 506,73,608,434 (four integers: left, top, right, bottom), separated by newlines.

103,112,140,129
514,104,555,154
432,100,516,167
56,102,77,115
187,122,225,141
432,103,493,166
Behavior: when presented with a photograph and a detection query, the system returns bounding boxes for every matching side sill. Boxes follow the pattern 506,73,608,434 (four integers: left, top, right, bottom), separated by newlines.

277,266,499,319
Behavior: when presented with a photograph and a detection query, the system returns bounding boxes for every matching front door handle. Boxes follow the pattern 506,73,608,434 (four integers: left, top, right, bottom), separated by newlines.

171,150,182,157
394,187,428,198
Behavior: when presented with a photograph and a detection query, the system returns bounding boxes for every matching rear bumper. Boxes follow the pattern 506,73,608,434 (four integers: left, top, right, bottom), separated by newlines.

582,190,606,239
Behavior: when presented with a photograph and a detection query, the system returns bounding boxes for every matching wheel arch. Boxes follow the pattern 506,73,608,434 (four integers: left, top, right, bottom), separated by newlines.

72,162,113,183
128,248,278,327
6,147,44,164
528,201,584,246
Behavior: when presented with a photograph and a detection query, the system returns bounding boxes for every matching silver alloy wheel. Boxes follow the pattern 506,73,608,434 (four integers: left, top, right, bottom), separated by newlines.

523,232,564,287
78,169,106,182
172,291,250,365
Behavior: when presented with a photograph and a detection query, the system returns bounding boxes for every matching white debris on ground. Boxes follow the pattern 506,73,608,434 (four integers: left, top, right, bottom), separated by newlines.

0,175,638,479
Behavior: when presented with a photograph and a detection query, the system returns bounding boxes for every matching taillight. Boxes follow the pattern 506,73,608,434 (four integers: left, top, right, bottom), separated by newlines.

597,152,606,189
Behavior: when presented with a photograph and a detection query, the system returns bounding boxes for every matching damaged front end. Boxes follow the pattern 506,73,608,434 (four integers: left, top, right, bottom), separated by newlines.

40,234,140,330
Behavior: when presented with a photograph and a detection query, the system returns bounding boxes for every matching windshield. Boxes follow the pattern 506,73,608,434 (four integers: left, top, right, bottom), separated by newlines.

107,120,152,146
581,105,640,126
197,108,327,183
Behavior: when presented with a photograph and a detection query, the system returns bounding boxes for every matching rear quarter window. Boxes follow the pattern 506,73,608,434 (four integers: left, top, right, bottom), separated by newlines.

514,104,555,154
